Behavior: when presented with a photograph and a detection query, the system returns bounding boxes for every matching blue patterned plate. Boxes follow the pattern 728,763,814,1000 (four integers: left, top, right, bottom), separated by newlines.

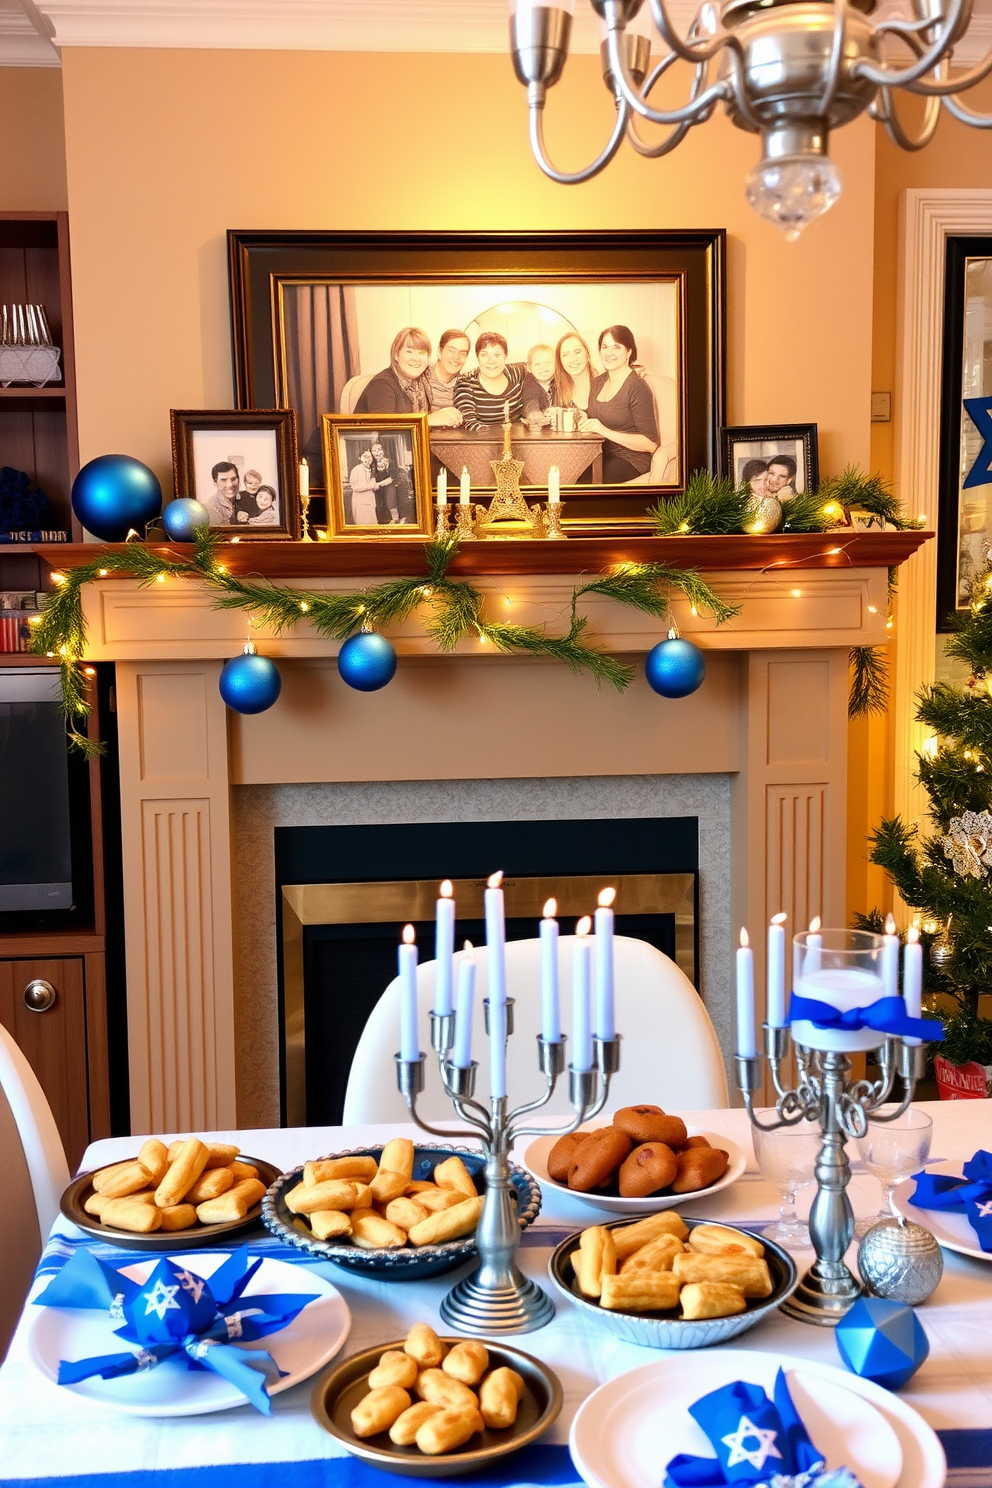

262,1143,541,1279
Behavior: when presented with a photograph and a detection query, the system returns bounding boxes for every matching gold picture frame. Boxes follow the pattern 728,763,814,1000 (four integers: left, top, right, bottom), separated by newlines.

320,412,433,538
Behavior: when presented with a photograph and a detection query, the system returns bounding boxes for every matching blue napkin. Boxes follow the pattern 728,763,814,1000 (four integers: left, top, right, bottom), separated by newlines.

788,992,943,1043
665,1368,863,1488
34,1246,319,1414
909,1149,992,1252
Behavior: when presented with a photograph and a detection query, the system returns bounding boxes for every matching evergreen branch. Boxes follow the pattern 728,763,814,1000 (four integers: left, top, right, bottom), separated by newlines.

422,579,484,650
577,563,741,626
917,683,992,751
478,618,634,690
425,532,459,584
818,466,914,529
651,469,756,535
916,743,992,825
779,490,833,532
848,645,889,717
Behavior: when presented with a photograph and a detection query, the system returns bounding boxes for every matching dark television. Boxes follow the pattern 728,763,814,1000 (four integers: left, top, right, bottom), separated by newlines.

0,668,86,916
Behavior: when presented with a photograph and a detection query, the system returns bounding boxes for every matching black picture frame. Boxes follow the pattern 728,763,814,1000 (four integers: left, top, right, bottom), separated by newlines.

720,422,819,497
227,229,726,529
170,407,300,539
937,235,992,629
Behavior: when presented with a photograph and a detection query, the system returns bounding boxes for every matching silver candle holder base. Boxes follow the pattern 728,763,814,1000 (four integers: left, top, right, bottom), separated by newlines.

738,1025,927,1326
397,1012,620,1334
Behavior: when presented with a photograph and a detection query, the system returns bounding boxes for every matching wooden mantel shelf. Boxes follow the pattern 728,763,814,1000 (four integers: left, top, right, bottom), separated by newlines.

32,529,931,579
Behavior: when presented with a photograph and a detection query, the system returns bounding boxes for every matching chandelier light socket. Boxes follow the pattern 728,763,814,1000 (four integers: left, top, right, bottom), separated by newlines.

600,29,652,89
510,0,575,88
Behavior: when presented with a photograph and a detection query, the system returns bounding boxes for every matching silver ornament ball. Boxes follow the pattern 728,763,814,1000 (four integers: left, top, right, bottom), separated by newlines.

930,939,952,969
857,1217,943,1304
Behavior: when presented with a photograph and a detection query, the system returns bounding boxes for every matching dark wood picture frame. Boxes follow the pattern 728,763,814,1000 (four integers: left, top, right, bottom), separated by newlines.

720,422,819,496
321,412,433,538
937,235,992,629
170,407,300,540
227,230,726,530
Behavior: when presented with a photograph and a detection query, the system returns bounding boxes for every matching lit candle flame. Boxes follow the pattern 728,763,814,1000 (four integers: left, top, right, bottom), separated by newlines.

440,880,453,898
772,912,787,925
463,939,475,957
543,898,557,919
402,924,415,945
884,913,897,935
740,927,749,948
598,887,617,908
907,926,920,944
487,870,503,889
809,916,821,933
576,915,592,937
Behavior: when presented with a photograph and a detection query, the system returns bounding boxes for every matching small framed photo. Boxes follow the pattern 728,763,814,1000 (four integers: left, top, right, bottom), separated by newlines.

170,408,300,539
321,413,432,537
720,423,819,501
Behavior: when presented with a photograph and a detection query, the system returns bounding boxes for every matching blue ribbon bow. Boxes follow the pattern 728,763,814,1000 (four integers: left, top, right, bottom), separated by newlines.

788,992,944,1042
665,1368,863,1488
909,1149,992,1253
35,1246,319,1413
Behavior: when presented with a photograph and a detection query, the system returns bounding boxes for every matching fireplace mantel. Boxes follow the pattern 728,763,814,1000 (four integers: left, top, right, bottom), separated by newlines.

59,535,928,1133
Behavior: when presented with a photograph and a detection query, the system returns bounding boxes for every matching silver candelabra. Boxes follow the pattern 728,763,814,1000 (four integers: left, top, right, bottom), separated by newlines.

396,998,620,1334
736,1024,926,1324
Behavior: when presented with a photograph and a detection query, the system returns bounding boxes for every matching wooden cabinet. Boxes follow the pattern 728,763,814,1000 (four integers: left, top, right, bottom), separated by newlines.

0,946,109,1170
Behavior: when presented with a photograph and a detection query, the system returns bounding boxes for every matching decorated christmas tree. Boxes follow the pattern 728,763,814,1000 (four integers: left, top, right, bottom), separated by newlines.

869,553,992,1077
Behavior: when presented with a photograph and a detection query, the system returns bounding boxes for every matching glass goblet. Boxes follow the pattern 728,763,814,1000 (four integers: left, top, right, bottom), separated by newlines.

751,1119,821,1249
855,1105,933,1235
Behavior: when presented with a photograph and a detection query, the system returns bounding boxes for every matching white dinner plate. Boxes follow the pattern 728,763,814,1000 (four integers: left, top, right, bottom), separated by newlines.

522,1124,747,1213
570,1349,945,1488
891,1159,992,1264
28,1250,351,1416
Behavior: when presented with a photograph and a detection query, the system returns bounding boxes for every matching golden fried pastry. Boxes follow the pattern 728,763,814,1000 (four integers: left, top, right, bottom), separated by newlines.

416,1368,478,1411
351,1212,407,1249
155,1137,210,1207
388,1401,443,1446
672,1251,772,1298
194,1177,265,1224
416,1188,467,1214
160,1203,198,1231
305,1156,378,1185
572,1224,617,1298
101,1197,164,1233
370,1169,410,1205
415,1405,484,1455
229,1161,259,1184
619,1233,683,1274
433,1155,478,1198
612,1104,671,1144
309,1210,352,1241
672,1147,730,1193
618,1141,678,1198
407,1195,483,1246
185,1166,235,1205
404,1323,445,1368
479,1367,524,1429
385,1196,430,1231
286,1178,359,1215
547,1131,588,1183
680,1281,747,1320
137,1139,170,1184
613,1210,689,1261
380,1138,415,1182
568,1128,632,1192
600,1271,681,1312
368,1351,420,1391
442,1340,489,1386
688,1224,765,1258
92,1159,155,1199
351,1385,412,1438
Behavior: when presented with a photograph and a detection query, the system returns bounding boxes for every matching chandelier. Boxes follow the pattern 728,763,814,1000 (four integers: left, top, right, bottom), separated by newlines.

509,0,992,239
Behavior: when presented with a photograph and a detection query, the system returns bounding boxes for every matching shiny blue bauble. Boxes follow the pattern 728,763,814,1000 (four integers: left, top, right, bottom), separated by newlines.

71,454,162,541
337,632,397,692
645,637,706,698
835,1297,929,1390
162,497,210,542
219,648,282,715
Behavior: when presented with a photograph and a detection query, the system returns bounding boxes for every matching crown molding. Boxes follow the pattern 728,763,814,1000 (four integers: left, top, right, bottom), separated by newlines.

0,0,58,64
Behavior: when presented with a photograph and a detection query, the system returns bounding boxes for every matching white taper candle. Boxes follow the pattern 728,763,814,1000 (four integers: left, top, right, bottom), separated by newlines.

736,927,756,1058
540,898,561,1044
572,917,593,1072
399,924,419,1062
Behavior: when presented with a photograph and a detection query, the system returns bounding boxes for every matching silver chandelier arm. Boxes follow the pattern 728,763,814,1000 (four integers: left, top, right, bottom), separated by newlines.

900,37,992,94
645,0,729,63
604,22,732,126
819,0,849,117
942,89,992,124
626,55,711,154
527,81,630,184
877,85,942,148
853,0,971,88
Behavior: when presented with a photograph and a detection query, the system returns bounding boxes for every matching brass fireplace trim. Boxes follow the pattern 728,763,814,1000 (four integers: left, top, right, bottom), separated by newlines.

280,872,696,1127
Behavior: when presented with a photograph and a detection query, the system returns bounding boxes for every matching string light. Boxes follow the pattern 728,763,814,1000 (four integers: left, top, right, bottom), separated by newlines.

867,605,878,614
299,601,309,612
155,573,165,582
50,573,65,585
97,568,108,577
791,588,802,598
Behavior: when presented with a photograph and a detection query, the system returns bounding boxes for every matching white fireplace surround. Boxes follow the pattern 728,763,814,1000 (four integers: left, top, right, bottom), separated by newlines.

231,774,730,1129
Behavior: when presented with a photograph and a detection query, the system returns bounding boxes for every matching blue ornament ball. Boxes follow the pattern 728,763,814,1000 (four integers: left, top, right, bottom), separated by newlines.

71,454,162,542
162,497,210,542
835,1296,930,1390
218,647,282,715
337,631,397,692
645,636,706,698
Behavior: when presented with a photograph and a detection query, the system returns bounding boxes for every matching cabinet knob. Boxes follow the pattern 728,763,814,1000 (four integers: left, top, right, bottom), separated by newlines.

23,978,57,1013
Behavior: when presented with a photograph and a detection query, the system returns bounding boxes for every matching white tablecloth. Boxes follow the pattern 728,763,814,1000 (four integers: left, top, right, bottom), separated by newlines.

2,1101,990,1482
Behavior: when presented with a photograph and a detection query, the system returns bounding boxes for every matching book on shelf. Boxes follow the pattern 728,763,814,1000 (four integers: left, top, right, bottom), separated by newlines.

0,530,68,543
0,612,37,653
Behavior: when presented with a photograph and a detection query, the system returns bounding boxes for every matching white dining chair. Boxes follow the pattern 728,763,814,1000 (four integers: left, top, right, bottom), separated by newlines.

0,1024,71,1357
342,934,728,1126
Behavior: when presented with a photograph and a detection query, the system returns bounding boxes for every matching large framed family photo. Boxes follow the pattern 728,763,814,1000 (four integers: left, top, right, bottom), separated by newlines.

170,407,300,539
228,230,725,529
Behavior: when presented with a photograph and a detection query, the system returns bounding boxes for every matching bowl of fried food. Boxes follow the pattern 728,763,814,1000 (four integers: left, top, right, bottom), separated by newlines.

311,1320,562,1478
262,1141,542,1279
548,1212,798,1348
522,1105,746,1214
61,1137,280,1251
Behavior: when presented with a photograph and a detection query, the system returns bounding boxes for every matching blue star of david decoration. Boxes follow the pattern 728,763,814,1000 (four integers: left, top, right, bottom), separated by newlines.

963,398,992,489
835,1297,929,1390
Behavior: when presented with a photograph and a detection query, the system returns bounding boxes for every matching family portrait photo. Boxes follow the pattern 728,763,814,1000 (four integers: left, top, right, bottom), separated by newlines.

170,408,300,540
321,413,432,537
721,423,819,503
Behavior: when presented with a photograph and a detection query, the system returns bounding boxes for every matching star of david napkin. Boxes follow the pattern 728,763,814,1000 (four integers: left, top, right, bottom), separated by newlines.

909,1149,992,1252
34,1246,319,1413
665,1368,863,1488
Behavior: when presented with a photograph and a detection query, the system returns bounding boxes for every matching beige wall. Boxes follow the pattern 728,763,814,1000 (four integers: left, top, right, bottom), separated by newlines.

0,68,67,210
59,47,875,484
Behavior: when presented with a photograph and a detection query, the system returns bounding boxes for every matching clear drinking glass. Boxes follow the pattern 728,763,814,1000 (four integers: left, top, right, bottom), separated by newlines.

751,1119,822,1248
855,1105,933,1234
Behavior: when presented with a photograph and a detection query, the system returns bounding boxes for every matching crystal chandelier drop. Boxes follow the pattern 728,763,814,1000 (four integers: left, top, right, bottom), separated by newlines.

509,0,992,239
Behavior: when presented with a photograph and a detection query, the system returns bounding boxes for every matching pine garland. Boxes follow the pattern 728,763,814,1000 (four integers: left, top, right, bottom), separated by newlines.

33,531,740,755
849,646,889,717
